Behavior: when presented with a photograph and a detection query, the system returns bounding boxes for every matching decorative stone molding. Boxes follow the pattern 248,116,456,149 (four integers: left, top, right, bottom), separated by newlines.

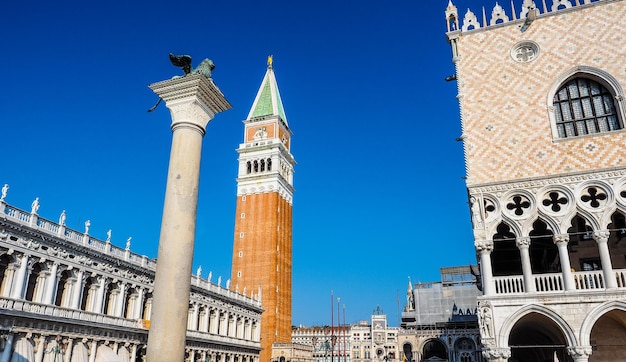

553,233,569,246
516,237,531,249
482,347,511,360
567,345,593,359
475,240,494,253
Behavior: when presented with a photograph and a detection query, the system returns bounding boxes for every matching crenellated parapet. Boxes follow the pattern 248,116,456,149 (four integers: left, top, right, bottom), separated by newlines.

446,0,605,34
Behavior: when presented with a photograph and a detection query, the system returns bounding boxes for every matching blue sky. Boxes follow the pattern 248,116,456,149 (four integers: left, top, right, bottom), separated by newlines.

1,0,481,326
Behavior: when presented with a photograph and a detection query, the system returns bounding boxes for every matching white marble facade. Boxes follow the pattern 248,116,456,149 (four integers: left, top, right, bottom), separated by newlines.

0,194,262,362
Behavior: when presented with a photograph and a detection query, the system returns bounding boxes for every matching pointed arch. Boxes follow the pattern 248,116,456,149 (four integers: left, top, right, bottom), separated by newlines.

499,303,577,348
579,300,626,346
529,218,558,273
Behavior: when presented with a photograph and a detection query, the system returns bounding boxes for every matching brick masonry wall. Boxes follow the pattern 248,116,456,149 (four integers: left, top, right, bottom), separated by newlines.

232,191,293,361
455,1,626,186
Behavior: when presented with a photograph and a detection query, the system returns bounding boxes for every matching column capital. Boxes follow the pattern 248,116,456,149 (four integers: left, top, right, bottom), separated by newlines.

475,240,494,253
149,73,232,133
567,345,593,359
516,236,531,249
482,347,511,361
593,230,610,243
553,233,570,245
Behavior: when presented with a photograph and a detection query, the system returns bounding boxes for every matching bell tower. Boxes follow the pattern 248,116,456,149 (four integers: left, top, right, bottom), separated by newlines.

231,56,295,362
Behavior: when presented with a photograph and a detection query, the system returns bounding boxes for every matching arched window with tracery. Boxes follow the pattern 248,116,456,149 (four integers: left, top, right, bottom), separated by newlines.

548,67,625,139
553,78,621,137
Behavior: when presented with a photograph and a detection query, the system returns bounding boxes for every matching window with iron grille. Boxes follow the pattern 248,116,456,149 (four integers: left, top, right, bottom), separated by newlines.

553,77,621,138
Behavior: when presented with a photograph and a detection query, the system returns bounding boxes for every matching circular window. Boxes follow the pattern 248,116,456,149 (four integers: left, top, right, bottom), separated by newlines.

511,41,539,62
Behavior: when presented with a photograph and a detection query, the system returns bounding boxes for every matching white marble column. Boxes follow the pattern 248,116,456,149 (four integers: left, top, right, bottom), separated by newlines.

0,262,17,298
210,311,218,334
71,270,85,309
88,341,97,362
95,277,106,313
475,240,494,295
593,230,617,288
43,262,59,304
115,282,127,317
35,335,46,362
516,237,535,292
145,71,232,362
64,338,73,362
11,254,29,299
554,234,575,291
134,288,145,319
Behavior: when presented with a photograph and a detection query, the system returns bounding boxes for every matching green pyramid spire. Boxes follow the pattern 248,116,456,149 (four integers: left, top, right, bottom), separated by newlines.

247,56,288,125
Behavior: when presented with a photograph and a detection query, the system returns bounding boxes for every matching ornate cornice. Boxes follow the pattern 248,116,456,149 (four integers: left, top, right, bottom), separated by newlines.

468,168,626,195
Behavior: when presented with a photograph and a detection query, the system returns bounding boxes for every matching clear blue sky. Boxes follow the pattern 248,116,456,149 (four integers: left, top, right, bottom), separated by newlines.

1,0,480,326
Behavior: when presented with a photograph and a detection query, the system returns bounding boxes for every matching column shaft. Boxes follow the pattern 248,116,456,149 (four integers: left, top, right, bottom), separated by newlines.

517,237,535,292
594,231,617,288
147,125,204,361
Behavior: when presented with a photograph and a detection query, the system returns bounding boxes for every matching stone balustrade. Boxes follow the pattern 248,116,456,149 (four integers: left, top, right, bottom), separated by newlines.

492,269,626,295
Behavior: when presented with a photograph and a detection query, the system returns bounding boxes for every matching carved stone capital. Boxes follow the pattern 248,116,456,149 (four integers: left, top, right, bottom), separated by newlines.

482,347,511,361
475,240,494,253
553,233,570,246
567,345,593,358
516,237,531,249
593,230,610,243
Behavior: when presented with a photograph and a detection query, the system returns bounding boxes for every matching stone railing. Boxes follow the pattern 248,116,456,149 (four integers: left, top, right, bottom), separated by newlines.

494,275,524,294
493,269,626,295
0,200,261,308
0,297,144,329
2,203,158,270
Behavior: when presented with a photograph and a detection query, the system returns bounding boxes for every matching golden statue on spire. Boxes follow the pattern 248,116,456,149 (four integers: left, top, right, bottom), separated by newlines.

267,55,273,67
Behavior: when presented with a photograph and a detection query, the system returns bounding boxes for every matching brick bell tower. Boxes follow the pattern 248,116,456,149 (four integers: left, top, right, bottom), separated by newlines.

231,56,295,362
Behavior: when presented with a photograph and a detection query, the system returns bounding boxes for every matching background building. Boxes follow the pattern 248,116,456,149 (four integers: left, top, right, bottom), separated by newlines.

446,0,626,361
0,195,262,362
400,267,482,362
231,59,296,362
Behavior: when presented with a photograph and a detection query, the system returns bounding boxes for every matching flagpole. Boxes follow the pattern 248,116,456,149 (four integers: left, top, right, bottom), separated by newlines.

331,290,334,362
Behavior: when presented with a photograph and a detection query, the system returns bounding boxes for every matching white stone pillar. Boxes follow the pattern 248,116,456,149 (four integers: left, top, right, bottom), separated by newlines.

146,71,232,362
593,230,617,288
115,282,127,317
475,240,494,295
71,270,84,309
516,237,535,293
0,263,16,298
0,333,14,362
35,335,46,362
64,338,73,362
567,346,592,362
44,262,59,304
134,288,145,319
95,277,106,313
210,311,218,334
88,340,97,362
554,234,575,291
11,254,29,299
